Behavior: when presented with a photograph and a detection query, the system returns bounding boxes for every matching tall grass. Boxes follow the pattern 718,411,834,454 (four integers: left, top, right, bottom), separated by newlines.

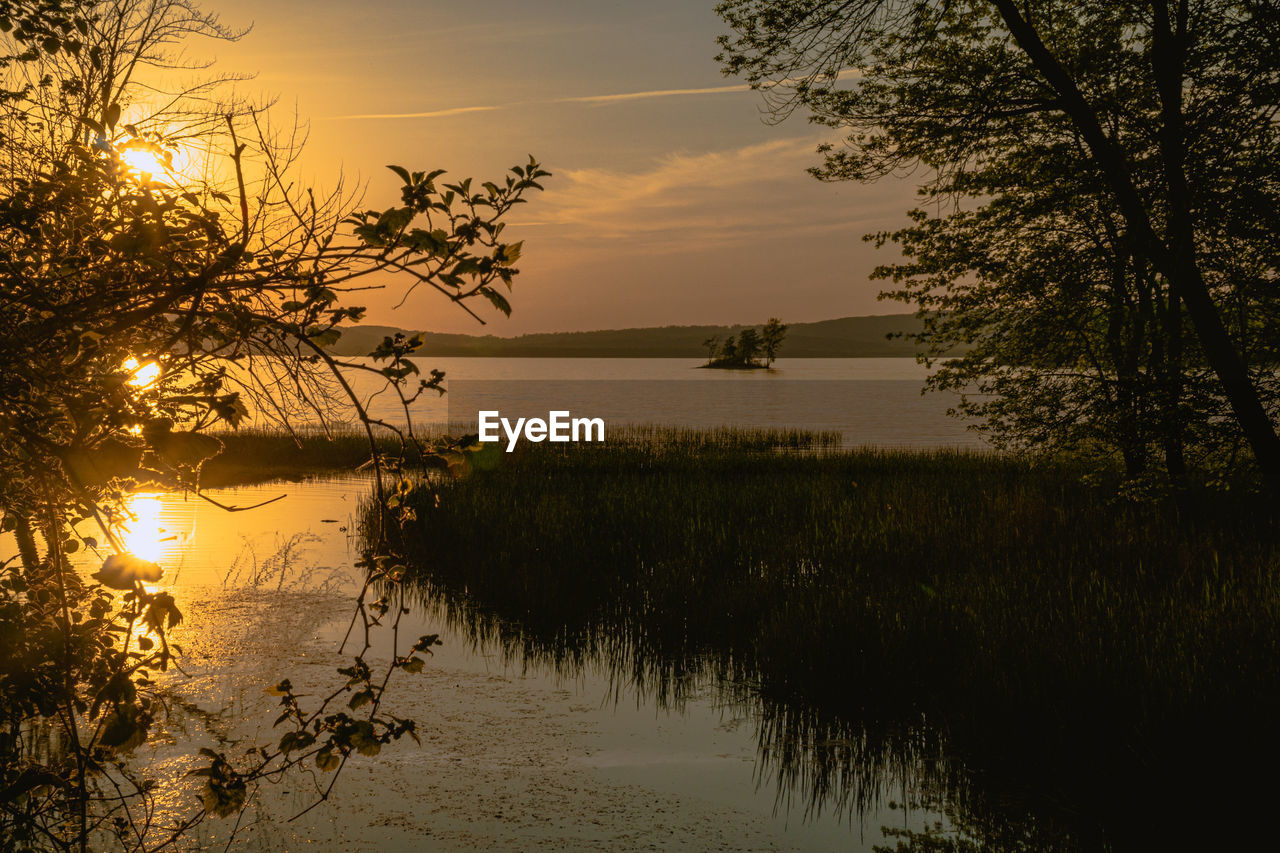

200,426,435,487
201,424,841,487
378,436,1280,849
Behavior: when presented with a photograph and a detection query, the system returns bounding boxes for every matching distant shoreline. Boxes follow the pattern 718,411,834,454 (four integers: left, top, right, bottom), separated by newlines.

327,314,961,359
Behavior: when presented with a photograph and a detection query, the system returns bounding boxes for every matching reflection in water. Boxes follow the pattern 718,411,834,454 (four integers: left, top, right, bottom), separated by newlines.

400,583,1019,851
36,476,1211,850
118,491,189,567
387,449,1228,852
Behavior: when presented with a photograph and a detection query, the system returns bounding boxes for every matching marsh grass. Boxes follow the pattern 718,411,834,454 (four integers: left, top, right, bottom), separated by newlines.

200,426,439,487
378,435,1280,849
200,424,841,487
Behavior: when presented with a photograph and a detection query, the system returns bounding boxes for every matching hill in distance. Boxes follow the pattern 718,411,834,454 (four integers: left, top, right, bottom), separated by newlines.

327,314,938,359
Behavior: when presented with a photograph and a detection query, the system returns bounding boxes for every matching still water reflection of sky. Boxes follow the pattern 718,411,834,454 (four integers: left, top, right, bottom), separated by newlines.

6,478,947,850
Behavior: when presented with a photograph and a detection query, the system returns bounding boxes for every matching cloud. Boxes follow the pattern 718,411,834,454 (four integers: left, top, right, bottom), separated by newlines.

326,69,861,120
513,134,901,258
554,68,862,107
329,105,501,120
553,83,753,105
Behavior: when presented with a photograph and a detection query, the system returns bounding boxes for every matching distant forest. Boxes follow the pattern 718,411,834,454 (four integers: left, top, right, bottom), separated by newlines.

328,314,941,358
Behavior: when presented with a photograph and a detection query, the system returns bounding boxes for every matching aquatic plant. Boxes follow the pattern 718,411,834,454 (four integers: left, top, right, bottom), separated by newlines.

376,435,1280,849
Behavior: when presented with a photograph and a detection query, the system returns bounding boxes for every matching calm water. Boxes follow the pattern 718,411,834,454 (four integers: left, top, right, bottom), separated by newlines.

249,357,985,449
64,479,950,850
13,360,991,848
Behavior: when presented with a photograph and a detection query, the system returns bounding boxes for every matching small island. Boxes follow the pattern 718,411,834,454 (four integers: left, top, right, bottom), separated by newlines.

699,318,787,369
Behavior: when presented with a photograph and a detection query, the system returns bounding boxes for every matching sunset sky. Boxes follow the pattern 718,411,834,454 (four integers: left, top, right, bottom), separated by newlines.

213,0,920,334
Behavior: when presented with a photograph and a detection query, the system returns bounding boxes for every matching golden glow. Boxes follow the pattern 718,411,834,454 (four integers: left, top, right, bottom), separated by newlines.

120,493,177,569
123,356,161,388
119,144,169,179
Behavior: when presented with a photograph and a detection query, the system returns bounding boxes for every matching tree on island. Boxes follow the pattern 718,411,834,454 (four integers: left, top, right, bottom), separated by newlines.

737,327,762,363
703,321,786,368
761,318,787,367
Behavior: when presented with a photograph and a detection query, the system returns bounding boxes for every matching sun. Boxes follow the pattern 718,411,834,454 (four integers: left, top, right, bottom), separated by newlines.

119,144,169,179
122,356,161,388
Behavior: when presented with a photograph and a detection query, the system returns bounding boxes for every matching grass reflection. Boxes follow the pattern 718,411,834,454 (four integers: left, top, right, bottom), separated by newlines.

371,429,1280,850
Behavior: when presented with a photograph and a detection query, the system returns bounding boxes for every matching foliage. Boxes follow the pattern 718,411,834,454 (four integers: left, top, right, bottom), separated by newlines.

716,0,1280,494
759,317,786,366
0,1,547,848
736,326,761,362
702,319,787,368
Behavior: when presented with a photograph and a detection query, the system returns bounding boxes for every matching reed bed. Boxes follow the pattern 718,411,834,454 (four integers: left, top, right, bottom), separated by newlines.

202,424,841,487
201,426,432,487
376,436,1280,849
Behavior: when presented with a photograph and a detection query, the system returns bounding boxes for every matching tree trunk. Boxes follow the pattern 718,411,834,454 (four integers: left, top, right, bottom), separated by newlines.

1158,281,1190,495
991,0,1280,496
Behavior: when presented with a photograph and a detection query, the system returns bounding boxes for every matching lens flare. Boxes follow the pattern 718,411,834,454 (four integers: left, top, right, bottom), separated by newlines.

122,356,161,388
119,145,168,178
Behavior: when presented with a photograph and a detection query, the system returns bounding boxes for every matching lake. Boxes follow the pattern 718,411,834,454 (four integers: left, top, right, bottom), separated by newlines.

14,358,994,849
107,478,950,851
248,357,987,449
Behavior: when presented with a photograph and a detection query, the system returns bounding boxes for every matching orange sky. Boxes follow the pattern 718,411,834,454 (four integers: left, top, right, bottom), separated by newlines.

206,0,920,334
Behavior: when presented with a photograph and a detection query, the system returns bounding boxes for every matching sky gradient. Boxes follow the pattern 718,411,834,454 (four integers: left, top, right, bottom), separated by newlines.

211,0,921,334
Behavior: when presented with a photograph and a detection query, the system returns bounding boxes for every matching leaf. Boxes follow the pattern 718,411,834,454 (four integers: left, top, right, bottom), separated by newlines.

499,241,523,264
211,393,249,428
93,553,163,590
480,288,512,317
315,748,340,772
348,722,381,756
200,770,246,818
388,164,412,184
306,327,343,349
100,703,150,752
143,592,183,633
279,730,314,754
264,679,293,697
412,634,441,653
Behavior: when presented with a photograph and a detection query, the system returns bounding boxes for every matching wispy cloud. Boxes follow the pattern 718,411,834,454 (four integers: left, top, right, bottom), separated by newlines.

326,70,860,120
554,82,752,105
330,105,501,120
511,134,899,256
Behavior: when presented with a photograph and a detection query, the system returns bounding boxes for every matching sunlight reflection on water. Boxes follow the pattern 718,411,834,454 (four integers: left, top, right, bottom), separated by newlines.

48,478,944,851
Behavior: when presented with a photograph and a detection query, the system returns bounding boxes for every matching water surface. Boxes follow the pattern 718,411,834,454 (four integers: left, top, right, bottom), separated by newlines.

242,357,984,449
97,479,951,851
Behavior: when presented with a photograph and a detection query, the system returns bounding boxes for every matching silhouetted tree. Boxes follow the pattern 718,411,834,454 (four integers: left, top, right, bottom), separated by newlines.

760,318,787,367
702,334,722,363
0,1,548,846
719,333,739,363
718,0,1280,495
737,327,762,364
